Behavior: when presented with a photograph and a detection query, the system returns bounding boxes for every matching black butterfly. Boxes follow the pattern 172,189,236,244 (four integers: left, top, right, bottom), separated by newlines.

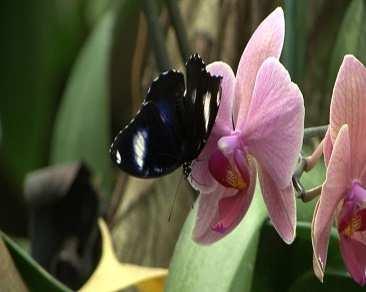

110,54,222,178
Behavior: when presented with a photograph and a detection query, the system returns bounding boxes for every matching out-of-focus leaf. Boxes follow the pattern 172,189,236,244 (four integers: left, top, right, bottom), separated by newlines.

283,0,309,83
50,11,114,191
166,185,266,292
0,117,2,143
252,221,352,292
0,237,28,291
296,222,344,273
24,163,99,290
1,232,71,292
329,0,366,87
288,270,361,292
84,0,113,27
51,0,144,193
301,1,348,125
0,0,84,236
80,219,167,292
0,0,83,182
109,0,142,132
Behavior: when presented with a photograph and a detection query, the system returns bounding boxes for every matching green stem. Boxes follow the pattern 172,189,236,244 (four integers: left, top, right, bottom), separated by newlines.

142,0,171,71
303,125,328,140
166,0,191,62
293,125,328,202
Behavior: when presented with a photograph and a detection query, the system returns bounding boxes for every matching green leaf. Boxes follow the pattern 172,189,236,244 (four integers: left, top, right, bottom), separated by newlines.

289,270,361,292
296,222,344,273
84,0,113,27
252,222,351,292
109,0,143,132
50,11,115,191
0,0,83,182
329,0,366,87
298,1,348,125
1,232,71,292
51,0,143,193
283,0,309,83
166,185,266,292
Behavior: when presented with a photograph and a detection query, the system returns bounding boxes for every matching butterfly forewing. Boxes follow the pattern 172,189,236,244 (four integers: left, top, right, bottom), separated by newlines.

110,71,186,177
204,73,221,138
110,54,222,178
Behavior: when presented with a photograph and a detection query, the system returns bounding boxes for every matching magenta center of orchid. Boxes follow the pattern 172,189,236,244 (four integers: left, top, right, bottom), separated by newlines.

338,181,366,238
207,134,251,234
208,134,250,191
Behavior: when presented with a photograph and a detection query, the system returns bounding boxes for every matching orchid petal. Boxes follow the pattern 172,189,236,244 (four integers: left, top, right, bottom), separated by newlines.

207,61,236,135
189,62,235,192
330,55,366,180
192,186,236,244
351,182,366,204
189,135,219,193
351,231,366,248
312,200,323,281
258,167,296,244
339,235,366,286
323,128,333,167
193,155,257,244
312,124,351,281
234,7,284,126
243,57,304,189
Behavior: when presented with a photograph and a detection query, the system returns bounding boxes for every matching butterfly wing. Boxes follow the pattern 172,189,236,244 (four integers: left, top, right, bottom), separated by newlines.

110,71,186,178
182,54,222,159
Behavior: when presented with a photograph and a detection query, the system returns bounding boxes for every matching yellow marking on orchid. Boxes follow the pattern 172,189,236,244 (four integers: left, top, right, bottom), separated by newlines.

225,169,247,190
342,214,362,237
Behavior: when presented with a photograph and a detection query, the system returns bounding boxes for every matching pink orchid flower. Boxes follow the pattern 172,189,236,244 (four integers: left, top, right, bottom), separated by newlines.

188,7,304,244
312,55,366,286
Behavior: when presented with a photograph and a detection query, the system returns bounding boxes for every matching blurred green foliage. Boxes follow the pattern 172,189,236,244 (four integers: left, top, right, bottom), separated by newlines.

0,0,84,184
50,11,114,192
166,186,266,292
0,0,366,291
1,232,71,291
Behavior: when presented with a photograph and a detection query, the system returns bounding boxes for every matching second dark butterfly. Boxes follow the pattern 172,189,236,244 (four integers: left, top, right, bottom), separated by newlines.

110,54,222,178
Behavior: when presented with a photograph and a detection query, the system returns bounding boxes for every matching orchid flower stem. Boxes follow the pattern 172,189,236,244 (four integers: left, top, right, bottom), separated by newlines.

301,185,322,202
304,140,324,171
303,125,328,141
142,0,171,71
293,136,325,202
292,156,306,194
166,0,191,62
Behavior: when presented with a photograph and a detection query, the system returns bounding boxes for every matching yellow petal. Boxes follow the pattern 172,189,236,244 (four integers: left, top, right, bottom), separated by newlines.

80,219,167,292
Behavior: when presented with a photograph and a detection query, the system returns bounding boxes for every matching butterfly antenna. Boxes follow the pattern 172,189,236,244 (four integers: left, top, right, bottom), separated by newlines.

168,171,184,222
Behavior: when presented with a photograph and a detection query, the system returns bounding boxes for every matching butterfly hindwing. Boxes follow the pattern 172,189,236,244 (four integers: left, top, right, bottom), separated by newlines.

182,54,222,159
110,71,186,177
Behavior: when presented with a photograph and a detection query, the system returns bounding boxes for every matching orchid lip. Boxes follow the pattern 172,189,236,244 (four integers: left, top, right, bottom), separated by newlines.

339,181,366,237
208,146,250,191
211,222,226,234
339,209,366,237
208,146,251,235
